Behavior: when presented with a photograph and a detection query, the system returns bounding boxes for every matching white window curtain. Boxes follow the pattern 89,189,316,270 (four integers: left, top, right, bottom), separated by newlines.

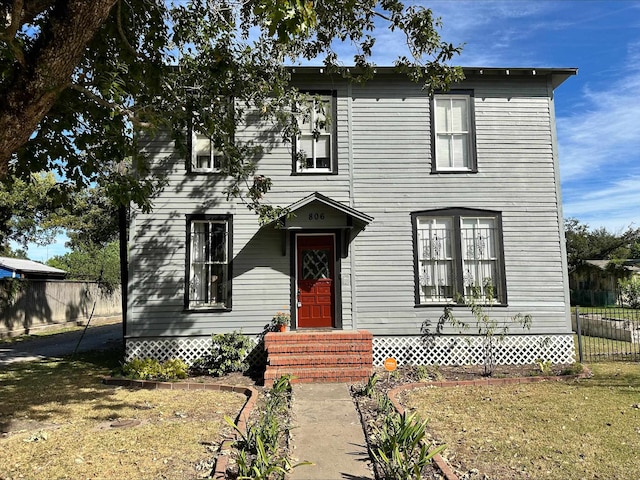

189,220,228,308
435,96,471,170
417,217,455,302
461,217,498,301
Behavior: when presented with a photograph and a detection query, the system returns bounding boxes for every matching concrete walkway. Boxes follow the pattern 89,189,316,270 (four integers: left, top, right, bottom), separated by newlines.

288,383,374,480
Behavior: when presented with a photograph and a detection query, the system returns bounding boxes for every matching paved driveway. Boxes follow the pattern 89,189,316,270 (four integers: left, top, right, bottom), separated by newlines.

0,323,122,365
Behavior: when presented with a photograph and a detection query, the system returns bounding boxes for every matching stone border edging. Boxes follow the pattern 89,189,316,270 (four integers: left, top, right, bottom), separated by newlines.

102,377,259,480
386,369,592,480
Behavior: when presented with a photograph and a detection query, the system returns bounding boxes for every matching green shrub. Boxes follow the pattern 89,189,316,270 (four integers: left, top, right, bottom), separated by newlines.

619,276,640,308
191,331,253,377
561,362,585,376
122,357,189,381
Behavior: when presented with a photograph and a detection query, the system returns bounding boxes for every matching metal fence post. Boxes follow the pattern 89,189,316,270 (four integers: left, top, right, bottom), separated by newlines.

575,306,584,363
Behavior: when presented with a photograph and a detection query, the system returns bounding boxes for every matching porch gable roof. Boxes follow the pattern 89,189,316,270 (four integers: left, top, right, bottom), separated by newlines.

277,192,374,229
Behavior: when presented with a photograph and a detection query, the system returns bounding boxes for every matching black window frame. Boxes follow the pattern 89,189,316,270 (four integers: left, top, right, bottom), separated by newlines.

430,90,478,174
411,208,507,306
184,213,233,311
291,90,338,176
186,98,235,175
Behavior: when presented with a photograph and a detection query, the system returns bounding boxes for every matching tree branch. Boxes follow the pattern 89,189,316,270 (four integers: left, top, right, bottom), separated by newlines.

116,0,138,58
0,0,118,177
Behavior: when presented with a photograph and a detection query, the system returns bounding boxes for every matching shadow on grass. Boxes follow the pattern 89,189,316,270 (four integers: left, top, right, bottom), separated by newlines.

0,347,125,433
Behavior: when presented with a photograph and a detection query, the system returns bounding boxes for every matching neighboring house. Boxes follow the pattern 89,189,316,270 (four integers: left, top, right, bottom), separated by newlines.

569,259,640,306
0,257,66,280
127,66,577,378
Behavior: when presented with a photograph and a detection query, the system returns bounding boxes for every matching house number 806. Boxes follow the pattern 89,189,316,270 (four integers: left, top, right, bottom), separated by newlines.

308,213,325,221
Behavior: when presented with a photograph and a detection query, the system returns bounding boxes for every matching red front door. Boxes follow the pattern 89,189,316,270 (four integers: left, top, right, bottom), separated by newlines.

297,235,335,328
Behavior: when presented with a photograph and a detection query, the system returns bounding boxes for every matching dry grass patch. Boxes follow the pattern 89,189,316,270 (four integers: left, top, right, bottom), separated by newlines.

404,362,640,479
0,349,245,480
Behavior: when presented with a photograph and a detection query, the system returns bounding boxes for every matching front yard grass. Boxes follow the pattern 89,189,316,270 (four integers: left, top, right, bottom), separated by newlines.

0,348,245,480
404,362,640,479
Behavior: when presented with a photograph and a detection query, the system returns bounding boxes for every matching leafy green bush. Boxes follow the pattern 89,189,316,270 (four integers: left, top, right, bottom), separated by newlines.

190,331,253,377
122,357,188,381
561,362,585,376
619,276,640,308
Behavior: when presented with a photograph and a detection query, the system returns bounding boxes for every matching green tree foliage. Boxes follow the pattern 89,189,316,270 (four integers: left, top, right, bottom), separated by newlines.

1,1,463,221
564,218,640,271
0,172,65,252
47,241,120,291
618,276,640,309
45,186,121,291
61,186,119,249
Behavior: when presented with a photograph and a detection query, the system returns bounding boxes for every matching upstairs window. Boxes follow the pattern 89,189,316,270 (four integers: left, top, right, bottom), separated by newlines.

294,93,336,174
432,92,477,172
186,215,232,310
190,131,224,173
413,209,505,304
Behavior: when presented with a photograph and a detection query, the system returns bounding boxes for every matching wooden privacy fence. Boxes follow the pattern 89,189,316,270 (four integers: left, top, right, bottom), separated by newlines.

0,280,121,337
573,306,640,362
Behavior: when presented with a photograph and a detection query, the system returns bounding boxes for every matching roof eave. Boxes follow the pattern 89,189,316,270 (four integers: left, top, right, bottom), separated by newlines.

289,66,578,89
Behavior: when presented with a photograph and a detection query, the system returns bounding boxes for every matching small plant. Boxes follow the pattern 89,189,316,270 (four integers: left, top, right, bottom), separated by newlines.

376,393,393,415
122,357,188,381
271,311,290,331
355,373,379,397
536,358,553,376
423,280,532,376
371,411,445,480
225,375,312,479
561,362,585,376
190,331,253,377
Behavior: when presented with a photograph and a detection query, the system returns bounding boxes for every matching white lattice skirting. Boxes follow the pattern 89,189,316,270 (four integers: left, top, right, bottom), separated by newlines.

373,334,576,366
125,336,265,366
126,334,575,367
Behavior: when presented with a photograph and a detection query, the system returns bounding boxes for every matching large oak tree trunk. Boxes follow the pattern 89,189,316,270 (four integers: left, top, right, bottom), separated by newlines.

0,0,118,177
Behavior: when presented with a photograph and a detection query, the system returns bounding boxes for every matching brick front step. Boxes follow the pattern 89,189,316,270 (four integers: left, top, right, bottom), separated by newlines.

264,366,373,386
263,330,373,387
266,342,372,354
264,330,373,344
268,353,373,367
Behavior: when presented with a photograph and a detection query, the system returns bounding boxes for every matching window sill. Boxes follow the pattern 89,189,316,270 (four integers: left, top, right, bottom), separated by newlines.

414,302,507,308
431,169,477,174
187,170,223,175
184,306,232,313
292,170,336,176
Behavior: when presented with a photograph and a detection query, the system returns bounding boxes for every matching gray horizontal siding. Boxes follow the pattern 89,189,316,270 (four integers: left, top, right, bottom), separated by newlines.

128,73,570,340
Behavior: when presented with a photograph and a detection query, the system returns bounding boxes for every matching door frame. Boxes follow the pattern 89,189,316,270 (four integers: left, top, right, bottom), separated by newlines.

291,231,342,330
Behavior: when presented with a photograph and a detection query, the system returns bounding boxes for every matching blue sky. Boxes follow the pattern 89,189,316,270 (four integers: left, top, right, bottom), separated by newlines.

22,0,640,261
357,0,640,233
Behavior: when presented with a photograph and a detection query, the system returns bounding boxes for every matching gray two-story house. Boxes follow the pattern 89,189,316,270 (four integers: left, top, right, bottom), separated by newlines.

127,67,577,383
